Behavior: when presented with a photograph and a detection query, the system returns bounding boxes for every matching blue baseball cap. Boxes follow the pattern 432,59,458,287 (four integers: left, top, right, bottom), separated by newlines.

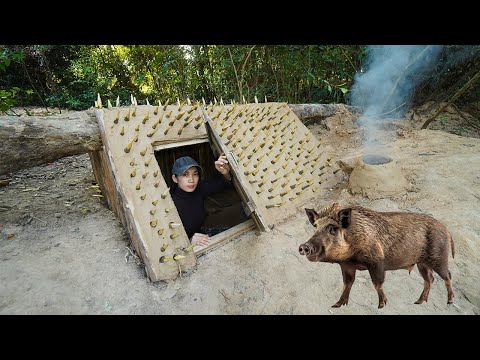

172,156,202,176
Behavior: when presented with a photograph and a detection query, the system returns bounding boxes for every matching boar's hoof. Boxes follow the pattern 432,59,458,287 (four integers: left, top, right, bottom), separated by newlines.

378,298,387,308
332,299,348,308
415,295,427,304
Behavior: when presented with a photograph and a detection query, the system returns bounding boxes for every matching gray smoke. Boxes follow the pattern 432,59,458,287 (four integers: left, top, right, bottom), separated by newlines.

349,45,443,155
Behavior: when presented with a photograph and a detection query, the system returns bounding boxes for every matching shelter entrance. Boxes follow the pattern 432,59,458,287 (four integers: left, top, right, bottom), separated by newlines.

154,139,253,255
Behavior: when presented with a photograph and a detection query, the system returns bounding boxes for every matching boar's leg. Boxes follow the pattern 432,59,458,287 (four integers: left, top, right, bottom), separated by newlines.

427,227,455,304
332,263,356,308
444,273,454,304
415,263,434,304
433,265,455,304
367,262,387,308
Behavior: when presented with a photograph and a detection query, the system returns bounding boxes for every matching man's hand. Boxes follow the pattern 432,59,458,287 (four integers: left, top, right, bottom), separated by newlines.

215,153,231,177
191,233,210,247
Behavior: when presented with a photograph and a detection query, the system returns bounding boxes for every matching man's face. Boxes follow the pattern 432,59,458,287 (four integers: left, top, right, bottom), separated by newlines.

172,167,200,192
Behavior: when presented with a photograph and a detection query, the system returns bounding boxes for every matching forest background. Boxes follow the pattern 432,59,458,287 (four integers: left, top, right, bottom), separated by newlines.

1,45,479,118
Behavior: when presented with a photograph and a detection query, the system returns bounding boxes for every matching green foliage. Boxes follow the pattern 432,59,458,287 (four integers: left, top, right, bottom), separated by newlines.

3,44,477,129
0,47,26,112
1,45,366,110
0,87,19,112
438,113,450,125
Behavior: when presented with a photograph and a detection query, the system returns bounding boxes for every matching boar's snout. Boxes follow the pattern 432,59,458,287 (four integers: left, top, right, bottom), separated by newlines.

299,243,314,256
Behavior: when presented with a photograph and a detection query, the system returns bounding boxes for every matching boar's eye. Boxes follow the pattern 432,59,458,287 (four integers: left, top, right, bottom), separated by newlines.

328,225,337,235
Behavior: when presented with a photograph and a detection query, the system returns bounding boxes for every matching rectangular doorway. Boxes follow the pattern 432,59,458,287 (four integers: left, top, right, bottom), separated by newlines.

154,140,255,254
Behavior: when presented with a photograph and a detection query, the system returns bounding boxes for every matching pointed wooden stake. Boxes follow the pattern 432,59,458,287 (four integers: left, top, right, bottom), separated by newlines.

163,99,170,111
161,188,170,199
160,243,169,252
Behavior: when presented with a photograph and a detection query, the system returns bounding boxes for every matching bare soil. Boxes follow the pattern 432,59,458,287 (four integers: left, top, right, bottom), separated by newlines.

1,104,479,315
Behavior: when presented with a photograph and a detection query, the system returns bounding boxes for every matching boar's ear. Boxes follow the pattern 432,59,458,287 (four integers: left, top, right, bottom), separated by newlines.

305,208,319,226
338,208,352,228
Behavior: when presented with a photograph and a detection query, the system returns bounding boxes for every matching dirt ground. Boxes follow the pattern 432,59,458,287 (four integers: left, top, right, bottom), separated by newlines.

1,103,479,315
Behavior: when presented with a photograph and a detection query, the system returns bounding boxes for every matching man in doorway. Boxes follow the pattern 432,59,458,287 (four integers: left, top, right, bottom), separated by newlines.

171,154,232,247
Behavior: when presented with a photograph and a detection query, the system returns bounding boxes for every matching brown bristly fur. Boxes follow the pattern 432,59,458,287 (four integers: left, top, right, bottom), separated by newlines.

300,203,455,308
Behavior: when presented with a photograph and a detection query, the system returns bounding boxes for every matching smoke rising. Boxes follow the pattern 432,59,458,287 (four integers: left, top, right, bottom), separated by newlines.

349,45,443,155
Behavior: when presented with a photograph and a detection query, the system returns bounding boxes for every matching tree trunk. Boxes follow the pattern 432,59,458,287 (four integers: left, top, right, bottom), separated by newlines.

0,104,355,177
289,103,359,125
0,110,101,176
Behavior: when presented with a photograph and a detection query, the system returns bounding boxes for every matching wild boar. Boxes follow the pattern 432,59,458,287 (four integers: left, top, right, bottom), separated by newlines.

299,203,455,308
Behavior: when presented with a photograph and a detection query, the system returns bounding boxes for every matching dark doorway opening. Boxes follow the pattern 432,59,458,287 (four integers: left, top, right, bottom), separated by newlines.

154,141,249,240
